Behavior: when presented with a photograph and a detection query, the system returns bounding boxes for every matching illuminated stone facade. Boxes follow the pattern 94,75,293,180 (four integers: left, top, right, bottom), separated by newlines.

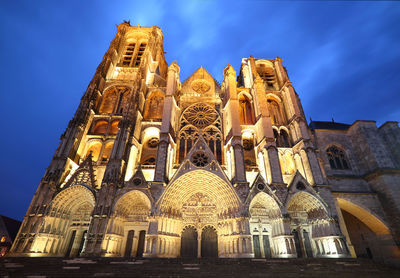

9,23,400,263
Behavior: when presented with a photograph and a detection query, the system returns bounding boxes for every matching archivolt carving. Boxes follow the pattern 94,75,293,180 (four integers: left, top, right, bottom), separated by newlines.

159,170,240,216
287,192,328,221
114,190,151,221
249,192,282,220
48,185,95,218
182,192,217,224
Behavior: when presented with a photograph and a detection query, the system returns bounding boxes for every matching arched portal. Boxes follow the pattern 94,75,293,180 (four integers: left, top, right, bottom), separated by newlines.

337,198,395,260
287,192,345,258
106,190,151,257
201,226,218,258
249,192,281,258
181,226,198,258
156,170,248,258
31,185,95,257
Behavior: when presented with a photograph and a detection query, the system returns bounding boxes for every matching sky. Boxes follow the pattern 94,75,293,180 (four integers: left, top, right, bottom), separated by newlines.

0,0,399,221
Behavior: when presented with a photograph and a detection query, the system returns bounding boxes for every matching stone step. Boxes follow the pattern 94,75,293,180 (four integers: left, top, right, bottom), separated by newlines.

1,257,399,278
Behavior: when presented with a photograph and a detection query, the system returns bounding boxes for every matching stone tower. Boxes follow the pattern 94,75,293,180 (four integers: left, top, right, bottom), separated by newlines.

9,23,399,263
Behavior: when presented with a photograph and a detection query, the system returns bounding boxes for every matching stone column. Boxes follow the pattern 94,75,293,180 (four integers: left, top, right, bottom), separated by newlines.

197,232,202,258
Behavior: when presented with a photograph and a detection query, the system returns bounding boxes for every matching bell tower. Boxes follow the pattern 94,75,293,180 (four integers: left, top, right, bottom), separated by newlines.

10,22,169,257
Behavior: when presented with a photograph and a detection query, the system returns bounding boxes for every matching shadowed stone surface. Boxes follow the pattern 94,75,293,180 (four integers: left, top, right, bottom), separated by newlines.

1,257,400,278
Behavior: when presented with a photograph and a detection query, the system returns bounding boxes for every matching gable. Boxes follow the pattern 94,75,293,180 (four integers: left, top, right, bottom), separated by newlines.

62,154,97,190
180,67,221,101
167,135,231,187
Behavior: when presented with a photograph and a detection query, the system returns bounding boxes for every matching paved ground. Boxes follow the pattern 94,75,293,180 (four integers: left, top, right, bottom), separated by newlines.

1,257,400,278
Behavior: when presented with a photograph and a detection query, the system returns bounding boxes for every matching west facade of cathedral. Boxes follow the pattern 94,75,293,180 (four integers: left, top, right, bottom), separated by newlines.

9,23,400,263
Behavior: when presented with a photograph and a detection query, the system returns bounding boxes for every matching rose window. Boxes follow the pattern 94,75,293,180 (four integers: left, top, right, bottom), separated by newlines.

147,137,159,148
183,103,218,128
191,152,209,167
243,139,254,151
191,80,211,94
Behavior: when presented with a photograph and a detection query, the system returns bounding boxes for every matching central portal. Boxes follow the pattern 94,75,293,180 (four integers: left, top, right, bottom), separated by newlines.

181,226,198,258
158,170,242,258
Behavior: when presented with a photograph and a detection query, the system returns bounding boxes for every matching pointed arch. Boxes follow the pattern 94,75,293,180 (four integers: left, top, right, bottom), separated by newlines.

99,86,132,115
92,120,109,134
287,191,328,220
337,198,389,235
249,192,282,219
113,190,151,219
31,185,95,256
326,145,350,170
267,98,286,126
159,170,240,216
49,185,95,217
238,93,255,125
101,141,114,162
99,88,118,114
106,190,151,257
110,120,120,135
143,91,165,120
85,141,102,162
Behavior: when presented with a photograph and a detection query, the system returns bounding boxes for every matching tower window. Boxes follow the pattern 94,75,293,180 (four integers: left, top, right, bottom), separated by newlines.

273,129,292,148
239,94,255,125
267,99,285,126
257,65,276,86
326,146,350,170
118,42,147,68
120,43,136,67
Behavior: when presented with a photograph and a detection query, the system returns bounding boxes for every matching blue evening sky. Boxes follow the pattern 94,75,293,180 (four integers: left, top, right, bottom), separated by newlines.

0,0,399,220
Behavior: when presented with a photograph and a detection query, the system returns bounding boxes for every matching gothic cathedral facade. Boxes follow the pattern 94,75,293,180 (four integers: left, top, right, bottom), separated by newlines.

9,23,400,262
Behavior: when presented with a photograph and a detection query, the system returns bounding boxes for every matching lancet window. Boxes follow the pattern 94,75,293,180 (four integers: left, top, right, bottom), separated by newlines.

267,99,286,126
90,120,120,135
178,103,223,164
239,94,255,125
273,128,291,148
84,141,114,164
143,91,164,120
118,41,147,68
326,146,350,170
99,86,132,114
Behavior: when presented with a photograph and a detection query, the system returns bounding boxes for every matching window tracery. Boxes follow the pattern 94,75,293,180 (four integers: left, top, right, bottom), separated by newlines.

267,99,285,126
85,142,102,162
99,87,132,114
143,91,164,120
178,103,222,163
191,151,209,167
273,128,292,148
84,141,114,164
90,120,120,135
326,146,350,170
239,94,255,125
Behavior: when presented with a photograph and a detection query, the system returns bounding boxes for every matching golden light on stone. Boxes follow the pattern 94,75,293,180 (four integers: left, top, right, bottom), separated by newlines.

9,22,399,263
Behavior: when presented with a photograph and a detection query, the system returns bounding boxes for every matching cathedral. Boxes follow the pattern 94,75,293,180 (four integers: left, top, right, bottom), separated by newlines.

9,23,400,263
